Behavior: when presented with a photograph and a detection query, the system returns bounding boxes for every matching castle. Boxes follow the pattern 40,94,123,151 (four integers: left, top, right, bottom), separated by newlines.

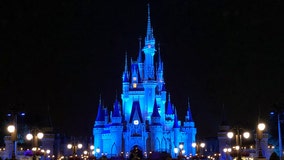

93,4,197,159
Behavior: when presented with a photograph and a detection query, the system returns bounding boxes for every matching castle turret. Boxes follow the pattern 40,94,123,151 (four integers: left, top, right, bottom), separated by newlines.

183,98,197,155
156,44,164,93
151,99,161,124
150,99,163,151
184,98,195,128
104,107,109,124
110,99,123,156
122,53,129,84
165,94,174,130
173,113,180,149
93,99,105,152
111,99,122,124
122,53,130,120
137,38,144,80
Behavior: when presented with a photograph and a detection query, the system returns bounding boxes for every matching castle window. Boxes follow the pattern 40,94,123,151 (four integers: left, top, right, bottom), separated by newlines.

133,83,137,88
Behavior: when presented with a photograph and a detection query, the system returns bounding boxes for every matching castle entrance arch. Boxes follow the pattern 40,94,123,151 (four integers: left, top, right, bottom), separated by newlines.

129,145,143,160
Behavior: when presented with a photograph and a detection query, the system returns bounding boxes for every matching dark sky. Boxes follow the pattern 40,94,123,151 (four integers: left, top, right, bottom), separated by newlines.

0,0,283,138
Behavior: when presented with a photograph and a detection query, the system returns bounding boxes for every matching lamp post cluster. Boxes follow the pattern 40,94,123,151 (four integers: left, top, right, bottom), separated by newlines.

257,123,266,159
226,127,250,160
223,147,232,159
223,122,267,160
6,111,25,160
174,143,185,160
192,142,206,158
26,130,44,160
81,145,95,159
7,124,17,160
95,148,101,158
67,142,83,158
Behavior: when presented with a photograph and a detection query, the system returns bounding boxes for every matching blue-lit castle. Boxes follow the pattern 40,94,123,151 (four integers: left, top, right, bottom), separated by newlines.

93,5,197,159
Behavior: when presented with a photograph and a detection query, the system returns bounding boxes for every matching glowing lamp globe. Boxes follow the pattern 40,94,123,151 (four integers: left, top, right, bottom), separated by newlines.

7,125,15,133
37,132,44,139
258,123,265,131
227,132,234,139
67,144,72,149
200,143,205,148
243,132,250,139
26,133,33,141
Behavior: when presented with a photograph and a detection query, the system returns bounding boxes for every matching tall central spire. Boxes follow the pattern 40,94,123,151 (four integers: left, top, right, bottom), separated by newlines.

143,3,156,80
146,3,153,42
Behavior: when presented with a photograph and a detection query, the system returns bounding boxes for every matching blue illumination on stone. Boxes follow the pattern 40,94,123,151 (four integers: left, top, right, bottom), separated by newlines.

93,4,197,159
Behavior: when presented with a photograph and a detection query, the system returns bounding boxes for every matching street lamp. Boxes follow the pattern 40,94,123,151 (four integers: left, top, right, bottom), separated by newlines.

177,143,185,159
223,147,232,159
26,131,44,160
227,128,250,160
174,147,179,158
192,142,206,157
67,143,83,158
95,148,100,158
7,124,16,160
90,145,95,156
257,123,266,159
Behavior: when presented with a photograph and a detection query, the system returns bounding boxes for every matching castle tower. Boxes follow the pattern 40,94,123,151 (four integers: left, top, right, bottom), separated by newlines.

94,4,196,159
149,99,163,151
93,99,105,152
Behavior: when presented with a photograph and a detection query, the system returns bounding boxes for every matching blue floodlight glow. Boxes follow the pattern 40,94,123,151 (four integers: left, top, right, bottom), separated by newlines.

270,111,275,115
93,4,197,159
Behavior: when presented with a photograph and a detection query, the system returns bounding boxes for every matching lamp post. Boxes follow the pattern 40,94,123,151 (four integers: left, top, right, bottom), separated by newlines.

7,124,16,160
177,143,185,160
174,147,179,158
223,147,232,160
257,123,266,159
192,142,206,158
95,148,100,158
26,131,44,160
67,143,83,158
90,145,94,157
6,110,24,160
41,149,51,160
227,127,250,160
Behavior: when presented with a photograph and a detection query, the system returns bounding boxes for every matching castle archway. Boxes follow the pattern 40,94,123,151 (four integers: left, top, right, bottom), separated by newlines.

129,145,143,160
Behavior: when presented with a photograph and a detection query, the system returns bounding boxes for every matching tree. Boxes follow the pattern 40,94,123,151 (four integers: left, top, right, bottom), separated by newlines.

270,152,280,160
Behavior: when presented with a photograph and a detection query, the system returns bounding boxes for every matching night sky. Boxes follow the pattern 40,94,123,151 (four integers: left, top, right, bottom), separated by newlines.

0,0,283,138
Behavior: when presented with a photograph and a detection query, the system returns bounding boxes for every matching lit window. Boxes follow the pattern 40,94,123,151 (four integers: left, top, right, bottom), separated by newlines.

134,120,139,125
133,83,137,88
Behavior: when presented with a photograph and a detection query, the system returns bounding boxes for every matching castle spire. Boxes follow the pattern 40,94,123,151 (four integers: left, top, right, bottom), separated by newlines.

142,3,156,80
220,103,228,125
122,52,129,82
166,93,174,114
173,114,179,128
186,98,194,122
124,52,128,72
137,37,142,63
96,96,105,121
152,99,161,117
157,43,163,72
146,3,152,41
112,99,121,117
